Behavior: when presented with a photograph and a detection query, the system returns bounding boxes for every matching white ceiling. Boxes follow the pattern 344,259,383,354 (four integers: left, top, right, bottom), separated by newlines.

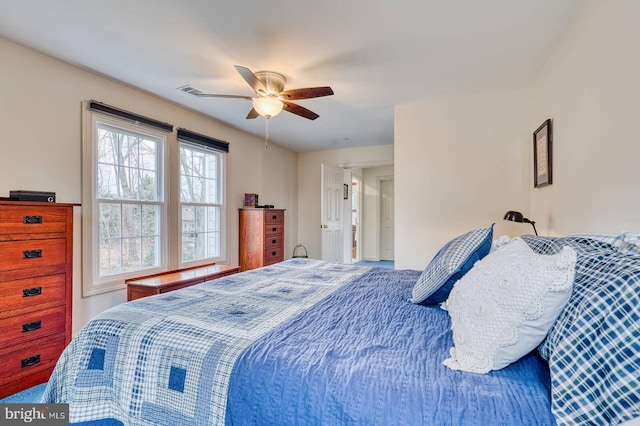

0,0,583,152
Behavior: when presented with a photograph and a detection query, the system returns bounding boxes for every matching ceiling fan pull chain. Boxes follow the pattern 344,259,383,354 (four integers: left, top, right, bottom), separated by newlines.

264,117,270,150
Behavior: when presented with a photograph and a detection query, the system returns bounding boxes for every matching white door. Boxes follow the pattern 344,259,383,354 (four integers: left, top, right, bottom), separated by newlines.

321,164,344,263
351,176,362,262
380,178,394,260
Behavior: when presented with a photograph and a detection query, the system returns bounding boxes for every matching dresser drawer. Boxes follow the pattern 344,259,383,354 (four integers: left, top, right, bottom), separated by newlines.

0,206,67,235
265,210,284,224
0,306,66,345
0,274,66,314
0,238,66,272
0,335,66,384
264,223,284,236
264,246,284,264
264,234,283,249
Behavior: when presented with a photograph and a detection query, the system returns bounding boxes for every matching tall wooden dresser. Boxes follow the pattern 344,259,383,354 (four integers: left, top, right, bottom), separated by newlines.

239,208,285,271
0,201,75,398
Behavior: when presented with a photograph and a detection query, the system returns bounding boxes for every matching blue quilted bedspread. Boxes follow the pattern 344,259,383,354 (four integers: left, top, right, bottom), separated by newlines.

226,266,556,426
41,259,369,425
42,259,555,425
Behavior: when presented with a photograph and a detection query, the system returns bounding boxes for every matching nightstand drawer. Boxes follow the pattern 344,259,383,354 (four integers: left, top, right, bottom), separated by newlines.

0,306,66,345
0,274,66,313
0,335,66,384
0,205,67,235
0,239,66,272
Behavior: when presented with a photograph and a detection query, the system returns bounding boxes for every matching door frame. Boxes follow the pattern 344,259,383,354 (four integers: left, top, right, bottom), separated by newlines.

318,162,394,264
350,174,363,262
378,175,394,261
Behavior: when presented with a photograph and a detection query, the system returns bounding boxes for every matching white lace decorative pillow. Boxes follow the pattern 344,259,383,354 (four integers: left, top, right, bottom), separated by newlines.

490,235,512,253
442,237,576,374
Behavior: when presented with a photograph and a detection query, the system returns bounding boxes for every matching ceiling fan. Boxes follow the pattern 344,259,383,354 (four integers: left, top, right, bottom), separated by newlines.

179,65,334,120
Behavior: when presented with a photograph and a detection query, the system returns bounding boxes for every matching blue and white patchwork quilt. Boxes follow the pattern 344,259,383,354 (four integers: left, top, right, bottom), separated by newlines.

42,258,560,425
41,259,369,425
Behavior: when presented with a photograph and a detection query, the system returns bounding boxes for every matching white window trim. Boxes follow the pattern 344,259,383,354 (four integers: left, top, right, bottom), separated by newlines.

82,103,169,296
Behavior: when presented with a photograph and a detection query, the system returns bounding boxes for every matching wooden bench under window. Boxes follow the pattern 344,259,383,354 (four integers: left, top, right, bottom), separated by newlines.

126,264,240,301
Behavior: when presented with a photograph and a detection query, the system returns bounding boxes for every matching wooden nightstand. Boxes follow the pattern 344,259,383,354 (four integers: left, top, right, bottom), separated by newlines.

126,264,240,301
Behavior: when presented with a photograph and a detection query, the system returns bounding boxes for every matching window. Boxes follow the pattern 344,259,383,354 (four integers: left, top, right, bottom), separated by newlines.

179,142,223,263
96,123,164,276
82,102,228,296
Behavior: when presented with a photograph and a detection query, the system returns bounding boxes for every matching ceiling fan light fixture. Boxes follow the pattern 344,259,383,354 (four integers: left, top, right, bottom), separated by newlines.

252,96,284,118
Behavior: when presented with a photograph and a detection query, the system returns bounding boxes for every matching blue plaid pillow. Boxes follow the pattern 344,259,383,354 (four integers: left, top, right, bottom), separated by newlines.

522,235,640,425
410,224,493,304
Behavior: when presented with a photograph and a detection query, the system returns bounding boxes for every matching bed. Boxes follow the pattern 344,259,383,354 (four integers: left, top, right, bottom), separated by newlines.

41,232,640,425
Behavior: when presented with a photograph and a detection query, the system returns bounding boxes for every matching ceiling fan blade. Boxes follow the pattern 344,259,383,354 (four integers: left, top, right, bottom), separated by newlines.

194,93,252,100
178,85,252,100
282,101,319,120
246,108,259,119
235,65,267,94
279,86,334,100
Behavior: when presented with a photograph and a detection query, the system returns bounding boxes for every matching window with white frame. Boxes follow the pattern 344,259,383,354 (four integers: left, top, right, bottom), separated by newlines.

96,123,164,277
82,102,228,296
179,142,223,263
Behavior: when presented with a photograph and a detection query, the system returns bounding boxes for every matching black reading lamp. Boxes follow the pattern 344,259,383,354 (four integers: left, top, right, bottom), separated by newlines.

503,210,538,236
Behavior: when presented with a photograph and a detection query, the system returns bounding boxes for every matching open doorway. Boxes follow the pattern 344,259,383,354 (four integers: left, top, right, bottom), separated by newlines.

320,163,394,265
379,177,394,261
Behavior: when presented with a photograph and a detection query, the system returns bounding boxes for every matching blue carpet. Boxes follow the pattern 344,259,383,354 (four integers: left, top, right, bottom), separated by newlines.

0,383,46,403
354,260,394,269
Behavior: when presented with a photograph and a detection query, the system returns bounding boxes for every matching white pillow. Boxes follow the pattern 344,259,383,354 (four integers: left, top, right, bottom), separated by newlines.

442,237,576,374
490,235,511,253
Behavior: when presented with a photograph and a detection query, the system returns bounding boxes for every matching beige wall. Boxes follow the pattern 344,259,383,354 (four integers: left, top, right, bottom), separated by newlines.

0,38,298,334
297,145,394,261
394,0,640,270
394,90,532,270
530,0,640,235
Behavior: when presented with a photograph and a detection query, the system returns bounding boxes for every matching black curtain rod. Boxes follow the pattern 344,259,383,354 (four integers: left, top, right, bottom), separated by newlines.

177,128,229,153
89,101,174,133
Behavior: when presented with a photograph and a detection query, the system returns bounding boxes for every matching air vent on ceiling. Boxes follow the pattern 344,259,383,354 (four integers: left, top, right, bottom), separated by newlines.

177,85,203,96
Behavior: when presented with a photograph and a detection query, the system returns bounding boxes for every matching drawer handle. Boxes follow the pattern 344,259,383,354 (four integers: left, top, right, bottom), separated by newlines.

272,227,277,232
22,320,42,333
272,239,277,244
272,215,278,220
21,354,41,368
23,249,43,259
272,251,277,256
23,287,43,297
23,215,43,224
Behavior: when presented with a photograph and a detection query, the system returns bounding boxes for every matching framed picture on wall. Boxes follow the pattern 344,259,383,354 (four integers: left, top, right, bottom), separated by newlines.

533,119,552,188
